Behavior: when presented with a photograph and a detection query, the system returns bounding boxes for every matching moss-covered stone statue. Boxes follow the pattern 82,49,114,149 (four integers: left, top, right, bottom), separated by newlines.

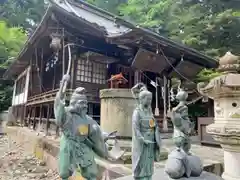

54,74,124,180
131,83,162,180
165,88,203,179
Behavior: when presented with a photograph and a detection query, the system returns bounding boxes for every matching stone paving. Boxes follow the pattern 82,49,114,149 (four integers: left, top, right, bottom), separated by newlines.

0,135,59,180
108,136,224,176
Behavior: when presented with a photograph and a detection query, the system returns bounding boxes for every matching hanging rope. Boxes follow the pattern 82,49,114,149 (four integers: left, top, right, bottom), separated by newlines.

158,47,195,84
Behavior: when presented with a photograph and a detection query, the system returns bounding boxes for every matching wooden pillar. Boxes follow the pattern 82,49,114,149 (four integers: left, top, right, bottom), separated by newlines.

154,76,160,116
28,107,31,128
33,106,37,130
21,105,26,127
40,48,44,93
23,106,27,127
45,104,50,136
129,71,132,88
163,75,169,132
168,78,172,113
56,125,60,137
38,104,43,132
52,65,56,90
30,58,33,96
134,70,140,84
15,106,18,123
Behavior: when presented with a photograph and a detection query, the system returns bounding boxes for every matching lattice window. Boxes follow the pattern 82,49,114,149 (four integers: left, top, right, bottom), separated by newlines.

76,58,106,84
92,63,106,84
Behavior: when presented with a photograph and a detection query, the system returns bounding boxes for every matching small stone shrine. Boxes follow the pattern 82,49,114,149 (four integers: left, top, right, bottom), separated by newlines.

198,52,240,180
100,73,135,138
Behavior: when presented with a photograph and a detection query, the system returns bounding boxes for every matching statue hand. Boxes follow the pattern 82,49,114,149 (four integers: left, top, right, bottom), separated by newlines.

62,74,70,83
143,139,155,145
137,83,145,89
172,107,178,112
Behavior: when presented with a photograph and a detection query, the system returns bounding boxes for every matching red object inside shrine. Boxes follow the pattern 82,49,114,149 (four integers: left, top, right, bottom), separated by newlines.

107,72,128,88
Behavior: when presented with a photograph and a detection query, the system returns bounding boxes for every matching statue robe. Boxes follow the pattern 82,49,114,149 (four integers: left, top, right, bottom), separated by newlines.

132,107,161,179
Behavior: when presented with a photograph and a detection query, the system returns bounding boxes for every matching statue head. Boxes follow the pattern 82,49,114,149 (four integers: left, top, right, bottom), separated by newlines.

69,87,88,115
139,86,152,109
175,89,188,102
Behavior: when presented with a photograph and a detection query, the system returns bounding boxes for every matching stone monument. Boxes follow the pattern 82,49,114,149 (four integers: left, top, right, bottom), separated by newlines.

198,52,240,180
54,74,125,180
131,83,162,180
165,88,203,179
100,89,135,138
100,73,135,138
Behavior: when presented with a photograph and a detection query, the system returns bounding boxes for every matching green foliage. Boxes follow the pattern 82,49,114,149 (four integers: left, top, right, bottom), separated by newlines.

119,0,240,82
0,0,45,112
86,0,126,14
118,0,240,58
196,68,222,82
0,21,27,68
0,80,13,112
0,21,26,112
0,0,47,30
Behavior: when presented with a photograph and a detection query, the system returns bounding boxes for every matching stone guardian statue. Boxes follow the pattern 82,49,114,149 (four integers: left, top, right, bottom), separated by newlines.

54,74,123,180
165,88,203,179
131,83,161,180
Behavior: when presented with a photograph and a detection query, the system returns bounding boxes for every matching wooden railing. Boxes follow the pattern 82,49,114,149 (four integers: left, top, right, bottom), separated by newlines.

27,88,100,106
27,89,74,106
22,89,101,136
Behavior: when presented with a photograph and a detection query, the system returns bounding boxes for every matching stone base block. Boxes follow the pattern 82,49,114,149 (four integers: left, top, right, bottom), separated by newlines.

115,169,223,180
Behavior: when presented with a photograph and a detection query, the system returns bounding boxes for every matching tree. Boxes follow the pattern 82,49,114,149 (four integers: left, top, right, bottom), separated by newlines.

0,79,13,112
0,0,46,112
0,0,47,31
119,0,174,35
0,21,27,112
118,0,240,84
0,21,27,68
86,0,126,14
118,0,240,58
165,0,240,57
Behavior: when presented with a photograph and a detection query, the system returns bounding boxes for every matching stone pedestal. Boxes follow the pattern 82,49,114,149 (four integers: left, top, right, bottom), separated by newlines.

115,169,223,180
100,89,135,138
222,149,240,180
198,52,240,180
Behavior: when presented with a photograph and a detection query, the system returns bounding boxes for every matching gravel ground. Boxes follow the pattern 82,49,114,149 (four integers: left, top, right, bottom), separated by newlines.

0,135,59,180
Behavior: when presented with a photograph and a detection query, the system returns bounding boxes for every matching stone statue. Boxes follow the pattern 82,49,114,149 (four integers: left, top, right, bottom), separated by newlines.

165,88,203,179
172,88,193,154
131,83,161,180
54,74,123,180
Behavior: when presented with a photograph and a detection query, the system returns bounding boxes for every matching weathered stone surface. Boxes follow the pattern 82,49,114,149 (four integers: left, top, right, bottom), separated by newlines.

115,169,223,180
0,135,59,180
198,52,240,180
100,88,135,138
166,88,202,179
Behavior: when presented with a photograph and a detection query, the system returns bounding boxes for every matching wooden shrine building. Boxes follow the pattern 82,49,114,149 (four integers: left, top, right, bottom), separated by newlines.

3,0,218,136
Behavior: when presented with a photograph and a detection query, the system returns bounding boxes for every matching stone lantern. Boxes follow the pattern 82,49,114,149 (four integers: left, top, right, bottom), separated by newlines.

198,52,240,180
